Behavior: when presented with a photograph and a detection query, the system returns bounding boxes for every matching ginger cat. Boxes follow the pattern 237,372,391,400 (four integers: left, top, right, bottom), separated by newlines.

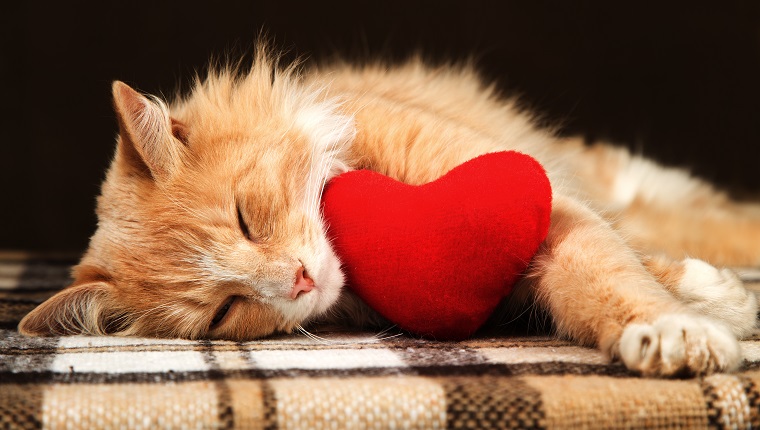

19,48,759,376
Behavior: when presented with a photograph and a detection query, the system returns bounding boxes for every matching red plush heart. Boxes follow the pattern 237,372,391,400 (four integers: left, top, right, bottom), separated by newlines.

321,151,552,340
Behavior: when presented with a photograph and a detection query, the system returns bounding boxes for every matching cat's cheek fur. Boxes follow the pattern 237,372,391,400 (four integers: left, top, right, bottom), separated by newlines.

210,299,282,340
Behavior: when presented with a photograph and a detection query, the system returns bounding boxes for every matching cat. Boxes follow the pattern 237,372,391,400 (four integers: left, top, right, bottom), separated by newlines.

19,47,759,377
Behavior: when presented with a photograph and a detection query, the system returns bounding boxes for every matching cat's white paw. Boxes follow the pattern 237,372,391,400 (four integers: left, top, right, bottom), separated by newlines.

676,258,758,338
619,314,742,376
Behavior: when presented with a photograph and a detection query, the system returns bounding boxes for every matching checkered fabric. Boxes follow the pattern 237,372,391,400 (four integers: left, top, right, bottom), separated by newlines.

3,252,760,429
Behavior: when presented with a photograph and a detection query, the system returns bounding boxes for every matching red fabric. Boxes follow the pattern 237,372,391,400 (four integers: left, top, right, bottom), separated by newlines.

321,151,552,340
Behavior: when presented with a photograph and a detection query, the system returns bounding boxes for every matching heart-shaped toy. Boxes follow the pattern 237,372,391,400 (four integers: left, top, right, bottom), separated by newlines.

321,151,552,340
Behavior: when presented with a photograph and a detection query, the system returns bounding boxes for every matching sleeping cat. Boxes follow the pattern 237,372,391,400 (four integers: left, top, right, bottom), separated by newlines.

19,48,759,377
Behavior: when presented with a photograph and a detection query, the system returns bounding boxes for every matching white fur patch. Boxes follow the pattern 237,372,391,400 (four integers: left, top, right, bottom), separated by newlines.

295,98,355,221
675,259,758,338
611,154,702,207
194,253,249,285
679,259,727,297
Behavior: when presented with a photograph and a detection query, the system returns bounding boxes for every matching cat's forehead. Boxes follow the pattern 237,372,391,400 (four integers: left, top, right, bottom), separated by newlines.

170,70,355,157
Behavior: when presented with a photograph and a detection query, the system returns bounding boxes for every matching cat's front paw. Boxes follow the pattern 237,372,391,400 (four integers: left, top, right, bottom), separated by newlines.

618,314,742,377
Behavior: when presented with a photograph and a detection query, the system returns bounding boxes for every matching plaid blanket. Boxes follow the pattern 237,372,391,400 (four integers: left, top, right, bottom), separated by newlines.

3,252,760,429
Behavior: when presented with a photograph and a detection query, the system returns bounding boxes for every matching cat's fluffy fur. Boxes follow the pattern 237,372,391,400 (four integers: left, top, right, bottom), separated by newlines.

19,48,759,376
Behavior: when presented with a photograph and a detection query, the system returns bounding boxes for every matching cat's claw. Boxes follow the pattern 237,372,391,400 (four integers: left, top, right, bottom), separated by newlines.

619,314,742,376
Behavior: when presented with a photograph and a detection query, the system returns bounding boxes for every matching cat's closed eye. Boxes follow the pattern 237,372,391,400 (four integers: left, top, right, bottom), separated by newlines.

236,205,252,241
210,296,236,329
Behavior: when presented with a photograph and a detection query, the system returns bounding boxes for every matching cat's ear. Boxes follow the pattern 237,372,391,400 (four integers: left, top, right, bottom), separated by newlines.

18,282,125,336
111,81,186,181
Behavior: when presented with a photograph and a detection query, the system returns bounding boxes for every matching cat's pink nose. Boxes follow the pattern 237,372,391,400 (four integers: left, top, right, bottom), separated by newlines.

291,266,315,299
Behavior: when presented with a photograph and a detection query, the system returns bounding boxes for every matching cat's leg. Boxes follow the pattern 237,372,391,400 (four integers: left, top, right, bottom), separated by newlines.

565,142,760,266
642,255,758,338
518,194,742,376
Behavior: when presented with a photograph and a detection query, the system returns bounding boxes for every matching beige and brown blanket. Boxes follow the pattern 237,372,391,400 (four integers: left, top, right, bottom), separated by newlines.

3,252,760,429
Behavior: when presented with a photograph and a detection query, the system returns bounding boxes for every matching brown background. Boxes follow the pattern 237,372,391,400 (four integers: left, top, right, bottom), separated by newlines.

3,1,760,252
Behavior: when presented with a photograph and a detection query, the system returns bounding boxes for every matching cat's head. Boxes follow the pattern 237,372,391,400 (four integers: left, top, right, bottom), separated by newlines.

19,56,354,340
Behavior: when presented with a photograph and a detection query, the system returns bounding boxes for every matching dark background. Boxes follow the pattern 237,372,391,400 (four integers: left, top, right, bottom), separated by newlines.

3,1,760,252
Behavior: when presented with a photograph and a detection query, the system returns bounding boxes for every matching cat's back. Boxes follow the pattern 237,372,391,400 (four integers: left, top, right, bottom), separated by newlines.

311,60,534,139
306,59,563,183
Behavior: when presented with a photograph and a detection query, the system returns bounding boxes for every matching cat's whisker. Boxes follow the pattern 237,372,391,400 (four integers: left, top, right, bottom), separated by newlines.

529,301,551,335
374,332,403,341
372,325,403,341
299,325,330,341
295,323,334,344
497,300,535,328
296,325,321,343
373,324,398,338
